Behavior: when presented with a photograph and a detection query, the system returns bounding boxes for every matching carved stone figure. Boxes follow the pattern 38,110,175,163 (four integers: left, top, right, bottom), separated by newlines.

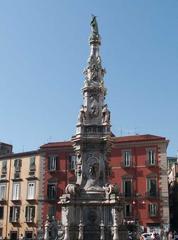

78,220,84,240
89,162,99,178
102,104,110,124
65,183,80,195
89,95,99,117
78,105,86,124
58,223,65,240
90,15,99,36
90,64,98,82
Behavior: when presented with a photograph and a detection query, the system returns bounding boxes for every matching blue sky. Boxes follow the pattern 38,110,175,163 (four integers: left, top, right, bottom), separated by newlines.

0,1,177,156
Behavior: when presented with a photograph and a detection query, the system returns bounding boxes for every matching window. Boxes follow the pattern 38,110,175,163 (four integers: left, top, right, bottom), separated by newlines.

148,204,158,217
123,151,132,167
27,182,35,200
47,183,57,200
12,183,20,200
2,160,7,174
0,184,6,200
25,231,33,240
147,149,156,165
124,204,132,217
147,178,157,197
29,157,36,172
48,156,58,171
9,206,20,222
25,206,35,222
0,207,4,219
48,206,56,219
10,232,17,240
123,179,132,197
14,159,22,172
69,155,76,170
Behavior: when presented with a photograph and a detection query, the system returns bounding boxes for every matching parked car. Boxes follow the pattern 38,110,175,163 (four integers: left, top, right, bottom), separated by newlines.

140,233,152,240
174,233,178,240
141,232,160,240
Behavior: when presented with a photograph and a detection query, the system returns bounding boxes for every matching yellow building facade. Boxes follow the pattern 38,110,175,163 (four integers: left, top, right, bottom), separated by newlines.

0,150,44,240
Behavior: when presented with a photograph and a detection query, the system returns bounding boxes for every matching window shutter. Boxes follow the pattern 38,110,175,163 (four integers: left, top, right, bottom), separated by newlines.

56,157,58,170
148,204,151,214
9,207,13,221
32,206,35,218
2,160,7,173
69,156,71,170
47,185,49,198
16,207,20,221
48,157,50,170
0,207,4,219
25,206,28,219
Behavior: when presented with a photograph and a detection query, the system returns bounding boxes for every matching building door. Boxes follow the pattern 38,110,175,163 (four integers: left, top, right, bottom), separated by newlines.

10,231,17,240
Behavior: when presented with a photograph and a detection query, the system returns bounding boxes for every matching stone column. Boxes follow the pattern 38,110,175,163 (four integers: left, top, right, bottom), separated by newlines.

63,225,70,240
100,220,105,240
78,207,84,240
112,207,119,240
78,220,84,240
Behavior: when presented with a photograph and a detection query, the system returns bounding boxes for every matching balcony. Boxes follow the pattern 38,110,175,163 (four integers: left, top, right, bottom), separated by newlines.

120,161,135,168
145,191,159,199
145,160,158,168
13,172,21,180
0,174,8,182
0,197,7,204
121,192,134,199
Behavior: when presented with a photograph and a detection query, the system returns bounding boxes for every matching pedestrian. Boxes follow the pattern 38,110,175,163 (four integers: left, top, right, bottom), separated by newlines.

168,231,172,240
19,234,24,240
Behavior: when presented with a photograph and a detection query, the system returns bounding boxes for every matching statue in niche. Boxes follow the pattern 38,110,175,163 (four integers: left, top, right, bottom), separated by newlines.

89,162,99,179
84,157,102,191
102,104,110,124
90,64,99,82
89,95,99,117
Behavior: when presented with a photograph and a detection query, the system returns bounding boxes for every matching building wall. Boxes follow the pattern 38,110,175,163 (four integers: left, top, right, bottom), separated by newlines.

0,135,169,237
41,142,74,226
109,141,161,232
0,151,41,239
158,143,170,231
41,135,169,234
168,162,178,231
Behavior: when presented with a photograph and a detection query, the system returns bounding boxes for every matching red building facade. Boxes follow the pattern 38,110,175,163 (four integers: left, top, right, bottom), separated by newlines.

40,134,169,233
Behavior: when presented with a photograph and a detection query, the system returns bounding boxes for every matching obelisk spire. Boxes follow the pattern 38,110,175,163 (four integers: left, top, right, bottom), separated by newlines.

76,16,110,132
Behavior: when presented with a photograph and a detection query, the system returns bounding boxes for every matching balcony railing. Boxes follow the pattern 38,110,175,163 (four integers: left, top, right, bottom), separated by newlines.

145,191,159,199
120,161,135,168
145,160,158,167
14,172,21,179
120,192,135,198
